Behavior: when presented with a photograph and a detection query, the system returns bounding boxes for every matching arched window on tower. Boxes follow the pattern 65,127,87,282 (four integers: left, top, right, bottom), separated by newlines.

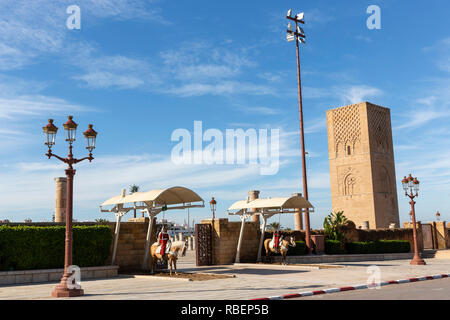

343,174,357,196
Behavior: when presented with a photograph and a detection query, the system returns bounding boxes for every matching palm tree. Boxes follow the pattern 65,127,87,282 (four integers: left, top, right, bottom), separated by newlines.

268,222,281,231
323,211,348,242
129,185,140,218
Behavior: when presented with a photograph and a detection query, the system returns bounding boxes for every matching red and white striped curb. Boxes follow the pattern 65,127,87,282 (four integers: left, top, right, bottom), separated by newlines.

251,273,450,300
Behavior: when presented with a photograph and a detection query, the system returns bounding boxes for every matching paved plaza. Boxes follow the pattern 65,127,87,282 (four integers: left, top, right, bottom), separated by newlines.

1,252,450,300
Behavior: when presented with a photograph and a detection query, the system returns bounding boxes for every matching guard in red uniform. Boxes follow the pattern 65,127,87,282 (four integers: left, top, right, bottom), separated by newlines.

273,229,281,249
158,225,170,256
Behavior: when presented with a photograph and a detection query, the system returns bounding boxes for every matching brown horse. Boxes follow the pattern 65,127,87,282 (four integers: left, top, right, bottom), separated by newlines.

150,240,187,275
264,235,296,265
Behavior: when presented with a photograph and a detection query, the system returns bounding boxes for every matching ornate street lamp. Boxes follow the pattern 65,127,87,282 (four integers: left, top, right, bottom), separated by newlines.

286,9,312,253
401,174,426,265
43,116,98,297
210,197,217,223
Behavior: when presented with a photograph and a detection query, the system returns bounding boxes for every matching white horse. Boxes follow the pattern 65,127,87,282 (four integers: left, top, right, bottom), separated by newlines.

150,239,187,275
264,235,296,265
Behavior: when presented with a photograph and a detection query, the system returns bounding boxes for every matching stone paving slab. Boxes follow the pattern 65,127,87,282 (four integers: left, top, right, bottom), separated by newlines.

1,257,449,300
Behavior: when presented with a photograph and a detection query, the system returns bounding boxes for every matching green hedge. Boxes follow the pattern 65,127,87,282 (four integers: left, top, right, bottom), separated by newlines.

0,225,112,271
325,239,346,254
324,239,410,255
287,241,307,256
345,240,410,254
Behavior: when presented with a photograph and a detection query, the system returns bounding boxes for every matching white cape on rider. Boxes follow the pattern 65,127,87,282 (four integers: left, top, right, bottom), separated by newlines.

268,239,283,250
154,240,172,255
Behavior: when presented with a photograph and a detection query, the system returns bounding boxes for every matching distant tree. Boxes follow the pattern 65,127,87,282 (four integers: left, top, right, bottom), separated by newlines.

129,185,140,193
268,222,280,231
24,218,32,223
129,185,140,218
95,218,110,224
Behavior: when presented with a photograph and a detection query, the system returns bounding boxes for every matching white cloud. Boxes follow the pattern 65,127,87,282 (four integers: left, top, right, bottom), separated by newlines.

165,81,275,97
0,76,95,150
423,37,450,71
75,71,145,89
0,0,167,71
304,117,326,134
0,95,92,120
158,42,275,97
356,35,372,43
237,105,281,115
395,108,450,130
338,85,383,104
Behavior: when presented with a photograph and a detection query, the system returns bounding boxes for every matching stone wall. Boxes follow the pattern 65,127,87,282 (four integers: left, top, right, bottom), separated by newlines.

264,224,425,253
105,219,158,270
201,218,260,265
447,229,450,249
431,221,448,250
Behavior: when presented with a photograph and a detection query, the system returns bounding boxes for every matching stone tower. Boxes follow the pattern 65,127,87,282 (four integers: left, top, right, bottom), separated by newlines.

326,102,400,229
54,177,67,222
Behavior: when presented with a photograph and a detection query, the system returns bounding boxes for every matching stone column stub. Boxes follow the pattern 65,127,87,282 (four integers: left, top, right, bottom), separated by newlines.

249,190,260,223
54,177,67,223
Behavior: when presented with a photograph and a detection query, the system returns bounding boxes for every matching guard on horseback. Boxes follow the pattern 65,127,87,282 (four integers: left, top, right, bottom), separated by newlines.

272,228,283,251
158,225,170,257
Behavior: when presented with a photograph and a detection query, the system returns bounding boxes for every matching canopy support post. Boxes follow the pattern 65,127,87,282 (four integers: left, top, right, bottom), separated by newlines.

235,214,249,263
111,211,124,266
142,211,155,271
257,213,268,263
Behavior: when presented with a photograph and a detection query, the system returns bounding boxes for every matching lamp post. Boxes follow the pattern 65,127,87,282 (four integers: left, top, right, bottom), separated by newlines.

401,174,426,265
210,197,217,224
43,116,98,297
436,211,441,222
286,9,312,253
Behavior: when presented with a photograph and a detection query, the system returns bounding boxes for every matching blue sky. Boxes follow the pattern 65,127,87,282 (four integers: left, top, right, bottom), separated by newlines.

0,0,449,229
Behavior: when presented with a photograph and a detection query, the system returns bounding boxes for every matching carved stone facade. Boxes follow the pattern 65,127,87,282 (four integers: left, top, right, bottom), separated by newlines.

326,102,400,229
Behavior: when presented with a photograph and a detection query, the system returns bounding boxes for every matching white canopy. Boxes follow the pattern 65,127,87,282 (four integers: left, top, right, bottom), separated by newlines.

100,186,204,271
228,195,313,212
101,186,203,207
227,194,314,263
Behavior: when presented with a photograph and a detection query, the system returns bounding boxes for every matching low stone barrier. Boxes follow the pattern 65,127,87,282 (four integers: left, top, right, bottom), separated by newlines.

266,253,415,264
0,265,119,286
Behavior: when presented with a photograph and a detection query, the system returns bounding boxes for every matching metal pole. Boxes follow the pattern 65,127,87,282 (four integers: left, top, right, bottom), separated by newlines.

294,20,312,253
235,215,247,263
257,214,267,262
143,212,155,271
111,212,122,266
409,194,426,265
52,168,83,297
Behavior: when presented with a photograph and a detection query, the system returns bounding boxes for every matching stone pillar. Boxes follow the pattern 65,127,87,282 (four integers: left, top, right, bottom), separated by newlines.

433,221,447,249
249,190,260,223
54,177,67,223
292,193,304,230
